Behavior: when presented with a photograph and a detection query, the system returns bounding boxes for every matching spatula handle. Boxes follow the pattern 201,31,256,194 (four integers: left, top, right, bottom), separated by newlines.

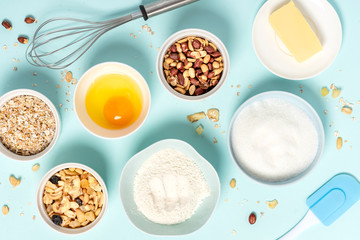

278,210,320,240
140,0,199,20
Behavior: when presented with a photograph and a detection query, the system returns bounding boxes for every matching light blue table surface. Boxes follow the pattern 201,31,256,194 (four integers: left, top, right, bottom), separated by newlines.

0,0,359,239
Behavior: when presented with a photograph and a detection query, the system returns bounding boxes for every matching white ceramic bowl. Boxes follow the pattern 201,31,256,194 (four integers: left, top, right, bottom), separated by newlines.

74,62,151,139
37,163,108,234
119,139,220,236
0,89,60,161
156,29,230,101
228,91,325,184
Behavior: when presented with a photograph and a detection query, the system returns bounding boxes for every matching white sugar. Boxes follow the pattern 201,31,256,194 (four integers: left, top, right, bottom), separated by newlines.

231,98,318,182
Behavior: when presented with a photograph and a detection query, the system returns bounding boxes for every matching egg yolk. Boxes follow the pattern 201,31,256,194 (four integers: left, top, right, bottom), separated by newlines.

103,96,134,127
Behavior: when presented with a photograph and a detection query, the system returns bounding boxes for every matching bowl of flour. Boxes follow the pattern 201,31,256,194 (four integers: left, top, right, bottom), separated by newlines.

228,91,324,184
119,139,220,236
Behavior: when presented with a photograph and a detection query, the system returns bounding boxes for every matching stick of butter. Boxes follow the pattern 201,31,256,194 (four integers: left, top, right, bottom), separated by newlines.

269,0,322,62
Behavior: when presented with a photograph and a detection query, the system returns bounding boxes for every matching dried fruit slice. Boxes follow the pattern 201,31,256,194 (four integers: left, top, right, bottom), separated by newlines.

230,178,236,188
266,199,278,209
207,108,219,122
187,112,206,123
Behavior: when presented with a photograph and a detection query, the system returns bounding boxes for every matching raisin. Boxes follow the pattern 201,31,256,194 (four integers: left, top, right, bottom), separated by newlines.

49,175,61,184
51,215,63,225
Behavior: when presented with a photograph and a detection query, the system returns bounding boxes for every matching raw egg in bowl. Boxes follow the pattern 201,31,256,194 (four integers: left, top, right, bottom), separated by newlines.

74,62,151,139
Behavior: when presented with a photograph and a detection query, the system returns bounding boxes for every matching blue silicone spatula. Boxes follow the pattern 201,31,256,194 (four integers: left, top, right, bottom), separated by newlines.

279,173,360,239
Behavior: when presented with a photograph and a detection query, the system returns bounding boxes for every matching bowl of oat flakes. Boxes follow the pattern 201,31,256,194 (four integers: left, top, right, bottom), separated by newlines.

157,29,230,100
0,89,60,161
37,163,108,234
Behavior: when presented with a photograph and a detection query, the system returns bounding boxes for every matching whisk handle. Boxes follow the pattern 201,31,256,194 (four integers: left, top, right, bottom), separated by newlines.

140,0,199,20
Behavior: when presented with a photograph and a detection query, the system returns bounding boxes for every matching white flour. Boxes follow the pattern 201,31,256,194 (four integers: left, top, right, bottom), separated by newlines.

231,98,318,182
134,148,210,224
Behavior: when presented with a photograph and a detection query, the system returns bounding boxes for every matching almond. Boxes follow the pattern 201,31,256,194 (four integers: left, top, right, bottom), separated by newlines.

249,212,256,224
18,36,29,44
25,17,36,24
1,20,12,30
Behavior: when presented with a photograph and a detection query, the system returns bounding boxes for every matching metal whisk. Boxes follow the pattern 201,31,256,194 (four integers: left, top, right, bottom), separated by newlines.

26,0,198,69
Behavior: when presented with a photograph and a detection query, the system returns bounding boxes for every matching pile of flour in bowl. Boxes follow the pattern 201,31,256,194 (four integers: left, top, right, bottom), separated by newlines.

134,148,210,224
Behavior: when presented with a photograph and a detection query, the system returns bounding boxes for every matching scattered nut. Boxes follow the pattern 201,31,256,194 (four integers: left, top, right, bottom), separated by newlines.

18,36,29,44
321,87,329,97
230,178,236,188
187,112,206,123
195,125,203,135
25,17,36,24
336,137,342,150
42,168,104,228
266,199,278,209
2,205,9,215
163,36,224,96
2,20,12,30
9,175,21,187
249,212,256,224
207,108,219,122
341,106,352,115
32,163,40,172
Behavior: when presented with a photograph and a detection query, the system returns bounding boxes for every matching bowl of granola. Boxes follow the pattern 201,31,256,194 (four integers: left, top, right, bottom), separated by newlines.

0,89,60,161
37,163,108,234
157,29,230,100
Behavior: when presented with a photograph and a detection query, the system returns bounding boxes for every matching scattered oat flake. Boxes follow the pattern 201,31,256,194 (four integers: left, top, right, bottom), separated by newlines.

344,140,348,143
32,83,37,87
65,71,72,82
213,137,218,144
237,84,240,88
20,212,24,216
142,25,148,29
266,199,278,209
224,198,228,202
151,32,154,35
332,88,341,98
239,199,248,207
33,215,36,220
230,178,236,188
257,201,260,204
14,42,18,47
237,92,240,96
352,117,356,121
9,176,21,187
248,85,252,88
324,110,328,115
195,125,203,135
2,205,9,215
232,230,237,234
56,84,61,88
32,163,40,172
321,87,329,97
231,85,233,88
3,45,8,50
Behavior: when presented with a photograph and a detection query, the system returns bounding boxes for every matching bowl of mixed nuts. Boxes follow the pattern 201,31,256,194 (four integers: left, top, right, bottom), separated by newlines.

0,89,60,161
157,29,230,100
37,163,108,234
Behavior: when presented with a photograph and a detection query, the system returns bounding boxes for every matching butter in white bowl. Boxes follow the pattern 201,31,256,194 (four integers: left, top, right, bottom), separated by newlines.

269,0,322,62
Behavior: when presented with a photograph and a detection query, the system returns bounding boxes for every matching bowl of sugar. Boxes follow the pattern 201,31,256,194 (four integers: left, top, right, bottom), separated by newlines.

119,139,220,236
228,91,324,184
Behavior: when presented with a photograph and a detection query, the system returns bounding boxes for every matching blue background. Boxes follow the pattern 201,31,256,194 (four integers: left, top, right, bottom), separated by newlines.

0,0,359,239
